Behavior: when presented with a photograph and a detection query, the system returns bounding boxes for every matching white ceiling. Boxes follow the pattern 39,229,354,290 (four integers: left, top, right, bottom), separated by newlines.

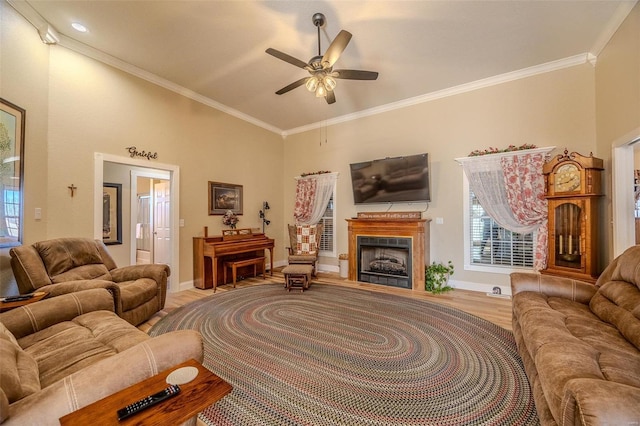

11,0,637,135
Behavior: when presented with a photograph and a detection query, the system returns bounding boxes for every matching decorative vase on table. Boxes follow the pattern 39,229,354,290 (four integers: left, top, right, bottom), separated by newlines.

222,210,239,229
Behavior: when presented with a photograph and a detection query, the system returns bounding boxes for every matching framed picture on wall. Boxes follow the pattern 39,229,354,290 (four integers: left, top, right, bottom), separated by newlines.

208,181,243,215
103,183,122,245
0,98,26,248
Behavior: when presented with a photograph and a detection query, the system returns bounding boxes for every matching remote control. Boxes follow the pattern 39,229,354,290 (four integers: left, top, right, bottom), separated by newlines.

1,293,34,302
117,384,180,421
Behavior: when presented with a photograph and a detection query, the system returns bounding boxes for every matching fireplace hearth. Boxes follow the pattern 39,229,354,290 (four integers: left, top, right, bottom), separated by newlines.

347,215,431,291
357,236,411,289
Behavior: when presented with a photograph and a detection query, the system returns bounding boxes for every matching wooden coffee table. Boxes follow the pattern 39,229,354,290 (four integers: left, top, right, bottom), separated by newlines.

0,291,48,312
59,359,232,425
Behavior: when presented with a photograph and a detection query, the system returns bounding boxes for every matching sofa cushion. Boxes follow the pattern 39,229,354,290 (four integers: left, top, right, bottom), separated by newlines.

50,264,112,284
513,289,640,421
590,280,640,351
296,225,317,255
118,278,159,312
0,324,40,404
34,238,110,280
18,310,149,388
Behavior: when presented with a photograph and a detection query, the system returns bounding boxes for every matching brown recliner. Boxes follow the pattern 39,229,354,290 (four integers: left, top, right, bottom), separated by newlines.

9,238,169,326
0,288,203,425
287,223,323,276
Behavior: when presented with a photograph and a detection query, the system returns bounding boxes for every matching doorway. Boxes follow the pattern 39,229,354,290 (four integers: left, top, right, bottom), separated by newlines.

612,129,640,257
94,153,180,293
132,171,171,266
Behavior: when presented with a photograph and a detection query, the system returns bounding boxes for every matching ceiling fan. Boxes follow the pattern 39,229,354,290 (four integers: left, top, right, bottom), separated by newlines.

266,13,379,104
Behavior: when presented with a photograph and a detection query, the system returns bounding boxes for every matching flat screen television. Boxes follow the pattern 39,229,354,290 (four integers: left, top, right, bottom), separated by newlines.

349,153,430,204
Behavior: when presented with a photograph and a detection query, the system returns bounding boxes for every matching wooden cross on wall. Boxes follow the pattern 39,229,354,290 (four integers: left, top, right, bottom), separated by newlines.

68,184,77,197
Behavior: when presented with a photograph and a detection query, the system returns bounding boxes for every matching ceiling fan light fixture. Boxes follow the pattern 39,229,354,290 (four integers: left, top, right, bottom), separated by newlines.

324,75,336,91
315,84,327,98
266,12,378,104
305,76,319,92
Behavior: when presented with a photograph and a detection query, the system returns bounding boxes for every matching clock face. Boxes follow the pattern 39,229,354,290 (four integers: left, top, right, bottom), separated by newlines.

555,163,581,193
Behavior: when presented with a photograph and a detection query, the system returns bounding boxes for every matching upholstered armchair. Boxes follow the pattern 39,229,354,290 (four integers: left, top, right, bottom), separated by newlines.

9,238,169,326
287,223,323,276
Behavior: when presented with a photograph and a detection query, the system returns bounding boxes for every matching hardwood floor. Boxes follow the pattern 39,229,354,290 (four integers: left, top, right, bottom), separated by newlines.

140,269,513,333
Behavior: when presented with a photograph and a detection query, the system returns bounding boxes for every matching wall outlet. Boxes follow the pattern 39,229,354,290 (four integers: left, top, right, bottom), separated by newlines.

179,219,185,227
435,217,444,224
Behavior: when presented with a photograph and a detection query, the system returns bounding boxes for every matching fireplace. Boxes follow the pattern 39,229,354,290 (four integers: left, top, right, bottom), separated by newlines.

347,213,431,291
357,236,412,289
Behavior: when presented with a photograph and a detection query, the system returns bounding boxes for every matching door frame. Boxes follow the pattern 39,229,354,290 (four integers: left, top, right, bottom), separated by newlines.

130,169,170,266
94,152,180,293
612,127,640,257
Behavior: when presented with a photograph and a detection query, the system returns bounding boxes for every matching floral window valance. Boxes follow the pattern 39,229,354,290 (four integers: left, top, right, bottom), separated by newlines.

456,146,555,270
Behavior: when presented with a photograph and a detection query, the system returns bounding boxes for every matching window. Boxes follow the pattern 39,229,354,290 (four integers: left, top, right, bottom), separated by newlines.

319,191,336,257
2,187,20,239
464,179,534,272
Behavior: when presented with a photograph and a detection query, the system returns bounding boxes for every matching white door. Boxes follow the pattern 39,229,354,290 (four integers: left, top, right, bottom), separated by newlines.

154,180,171,266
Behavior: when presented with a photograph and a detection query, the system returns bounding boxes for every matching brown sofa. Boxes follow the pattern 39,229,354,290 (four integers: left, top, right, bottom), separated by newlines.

0,288,203,425
10,238,169,325
511,245,640,425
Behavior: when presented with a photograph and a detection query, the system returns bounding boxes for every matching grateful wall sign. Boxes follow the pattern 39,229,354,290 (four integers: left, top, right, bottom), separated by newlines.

125,146,158,160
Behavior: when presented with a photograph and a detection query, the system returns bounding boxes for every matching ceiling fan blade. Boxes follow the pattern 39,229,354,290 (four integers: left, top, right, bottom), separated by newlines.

333,69,379,80
275,78,309,95
325,91,336,104
266,48,309,69
321,30,352,68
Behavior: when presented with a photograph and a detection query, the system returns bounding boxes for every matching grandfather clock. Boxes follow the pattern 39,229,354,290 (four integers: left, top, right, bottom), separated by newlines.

542,149,603,283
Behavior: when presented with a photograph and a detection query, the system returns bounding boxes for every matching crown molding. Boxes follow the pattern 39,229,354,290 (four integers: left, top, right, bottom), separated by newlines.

55,34,284,135
9,0,635,138
590,0,638,57
282,54,593,137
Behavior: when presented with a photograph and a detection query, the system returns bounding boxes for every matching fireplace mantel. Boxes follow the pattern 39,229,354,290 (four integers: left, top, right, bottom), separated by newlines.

346,217,431,291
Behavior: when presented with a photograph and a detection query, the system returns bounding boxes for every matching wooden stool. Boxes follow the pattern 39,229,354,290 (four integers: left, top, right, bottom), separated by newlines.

282,264,313,292
223,256,266,291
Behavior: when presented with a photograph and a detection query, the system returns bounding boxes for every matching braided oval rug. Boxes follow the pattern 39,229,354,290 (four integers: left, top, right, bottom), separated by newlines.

149,284,538,425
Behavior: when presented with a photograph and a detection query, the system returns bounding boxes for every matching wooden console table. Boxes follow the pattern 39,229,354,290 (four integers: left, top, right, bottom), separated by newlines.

0,291,48,312
59,359,232,425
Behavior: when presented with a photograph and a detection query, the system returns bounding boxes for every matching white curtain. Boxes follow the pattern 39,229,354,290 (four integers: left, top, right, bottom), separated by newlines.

294,173,337,225
462,155,540,234
458,147,553,270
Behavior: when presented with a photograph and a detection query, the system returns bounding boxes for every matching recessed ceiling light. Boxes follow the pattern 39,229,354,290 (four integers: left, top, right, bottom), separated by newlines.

71,22,88,33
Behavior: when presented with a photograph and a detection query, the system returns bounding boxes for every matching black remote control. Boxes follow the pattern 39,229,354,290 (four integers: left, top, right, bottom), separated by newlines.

1,293,34,302
117,384,180,421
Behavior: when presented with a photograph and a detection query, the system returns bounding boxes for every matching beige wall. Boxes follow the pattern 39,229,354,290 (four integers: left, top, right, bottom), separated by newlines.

284,64,597,292
595,2,640,262
596,3,640,148
0,1,284,294
2,0,638,295
0,3,50,295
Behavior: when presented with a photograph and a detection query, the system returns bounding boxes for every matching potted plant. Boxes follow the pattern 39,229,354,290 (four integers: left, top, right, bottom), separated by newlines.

425,261,454,294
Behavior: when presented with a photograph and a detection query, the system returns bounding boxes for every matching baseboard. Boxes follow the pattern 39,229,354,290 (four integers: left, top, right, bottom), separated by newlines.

174,266,509,296
273,260,287,269
449,279,512,297
318,263,339,273
177,280,195,292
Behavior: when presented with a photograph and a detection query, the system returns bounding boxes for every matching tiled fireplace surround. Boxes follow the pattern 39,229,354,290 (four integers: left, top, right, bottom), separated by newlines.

347,216,431,291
